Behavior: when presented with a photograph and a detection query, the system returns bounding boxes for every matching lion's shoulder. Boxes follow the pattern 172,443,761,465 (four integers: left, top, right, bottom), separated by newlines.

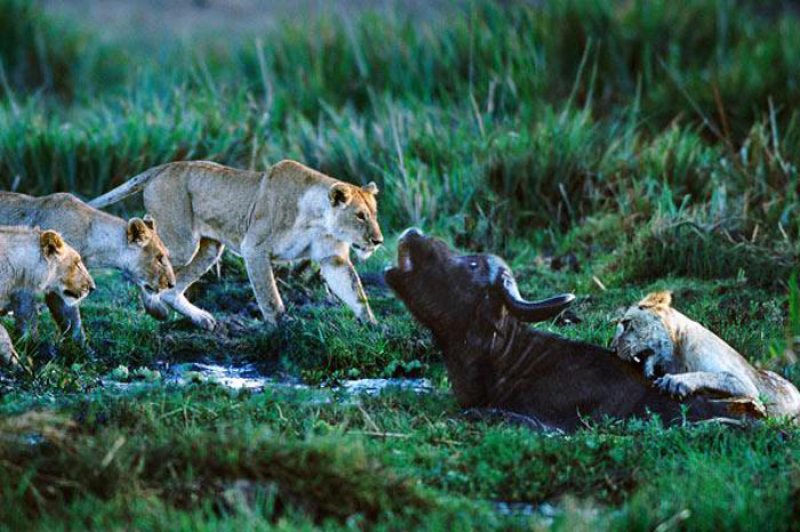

268,159,335,187
0,227,46,290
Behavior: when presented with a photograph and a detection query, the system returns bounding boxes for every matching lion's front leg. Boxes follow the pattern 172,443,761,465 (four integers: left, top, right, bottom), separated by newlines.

45,292,87,345
10,291,37,340
141,290,170,321
319,256,376,324
655,371,758,400
242,244,285,326
0,323,20,368
159,238,225,331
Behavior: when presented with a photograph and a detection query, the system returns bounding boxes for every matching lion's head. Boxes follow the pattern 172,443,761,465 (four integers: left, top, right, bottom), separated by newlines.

40,230,95,306
611,291,682,379
125,216,176,295
326,182,383,260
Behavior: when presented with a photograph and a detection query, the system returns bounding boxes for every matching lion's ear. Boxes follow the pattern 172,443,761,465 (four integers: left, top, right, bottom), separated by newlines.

329,183,352,207
638,291,672,310
361,182,379,195
127,218,153,246
142,214,156,231
40,230,65,259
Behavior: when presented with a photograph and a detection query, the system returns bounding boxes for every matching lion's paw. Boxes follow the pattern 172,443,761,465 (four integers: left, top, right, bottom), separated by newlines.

655,374,695,398
191,310,217,331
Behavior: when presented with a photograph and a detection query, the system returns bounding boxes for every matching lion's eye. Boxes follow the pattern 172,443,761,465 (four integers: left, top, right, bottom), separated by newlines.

356,212,367,221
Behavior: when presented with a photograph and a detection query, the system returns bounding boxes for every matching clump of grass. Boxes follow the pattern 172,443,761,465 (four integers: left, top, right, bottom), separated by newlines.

261,297,435,383
613,211,798,289
485,107,611,231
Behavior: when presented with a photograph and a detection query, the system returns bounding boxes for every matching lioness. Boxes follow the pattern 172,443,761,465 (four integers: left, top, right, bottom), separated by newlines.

89,160,383,329
612,291,800,419
0,192,176,343
0,227,95,366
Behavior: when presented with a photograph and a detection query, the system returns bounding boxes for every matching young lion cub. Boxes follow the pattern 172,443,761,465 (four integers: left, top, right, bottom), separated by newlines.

612,291,800,419
90,160,384,329
0,227,95,367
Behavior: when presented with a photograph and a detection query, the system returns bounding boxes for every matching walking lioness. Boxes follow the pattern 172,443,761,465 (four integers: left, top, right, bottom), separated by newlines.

0,192,176,344
0,227,95,367
90,160,384,329
612,291,800,419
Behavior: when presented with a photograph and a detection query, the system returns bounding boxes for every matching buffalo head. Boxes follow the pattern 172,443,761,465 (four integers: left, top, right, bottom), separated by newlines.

384,228,574,344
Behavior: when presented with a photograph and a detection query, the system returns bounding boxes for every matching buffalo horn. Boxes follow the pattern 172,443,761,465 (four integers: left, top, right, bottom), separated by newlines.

493,263,575,322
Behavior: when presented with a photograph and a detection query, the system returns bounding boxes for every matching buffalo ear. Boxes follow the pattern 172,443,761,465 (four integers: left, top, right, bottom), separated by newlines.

142,214,156,231
329,183,352,207
361,182,379,195
40,230,65,259
127,218,152,246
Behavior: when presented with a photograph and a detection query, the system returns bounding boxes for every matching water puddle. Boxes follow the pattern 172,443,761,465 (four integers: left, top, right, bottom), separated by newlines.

336,378,433,396
493,500,610,525
103,361,433,399
494,501,557,520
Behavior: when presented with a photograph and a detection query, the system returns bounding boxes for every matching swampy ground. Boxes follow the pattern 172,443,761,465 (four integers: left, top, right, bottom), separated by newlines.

1,0,800,529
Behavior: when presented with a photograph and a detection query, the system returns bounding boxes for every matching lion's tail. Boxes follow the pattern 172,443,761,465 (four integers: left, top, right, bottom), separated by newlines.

89,165,165,209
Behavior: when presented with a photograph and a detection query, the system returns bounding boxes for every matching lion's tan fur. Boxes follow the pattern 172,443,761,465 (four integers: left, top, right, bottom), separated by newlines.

89,159,383,328
612,291,800,419
0,192,175,292
0,226,95,366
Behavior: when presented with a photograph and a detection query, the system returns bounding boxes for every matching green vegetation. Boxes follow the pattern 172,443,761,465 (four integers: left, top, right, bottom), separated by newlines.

0,0,799,529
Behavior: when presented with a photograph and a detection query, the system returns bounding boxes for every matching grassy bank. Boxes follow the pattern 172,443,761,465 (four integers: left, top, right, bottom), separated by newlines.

0,0,799,528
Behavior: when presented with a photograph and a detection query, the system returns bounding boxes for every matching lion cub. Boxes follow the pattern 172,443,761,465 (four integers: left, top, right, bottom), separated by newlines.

0,227,95,367
612,291,800,419
90,160,383,329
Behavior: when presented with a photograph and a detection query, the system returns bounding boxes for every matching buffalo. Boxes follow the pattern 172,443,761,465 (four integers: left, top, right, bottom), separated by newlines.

384,229,754,432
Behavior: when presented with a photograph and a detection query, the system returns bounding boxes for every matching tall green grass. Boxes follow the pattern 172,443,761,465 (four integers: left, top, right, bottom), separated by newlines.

0,0,797,282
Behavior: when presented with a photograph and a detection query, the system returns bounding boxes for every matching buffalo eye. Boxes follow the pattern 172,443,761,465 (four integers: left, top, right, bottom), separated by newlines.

468,261,478,270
